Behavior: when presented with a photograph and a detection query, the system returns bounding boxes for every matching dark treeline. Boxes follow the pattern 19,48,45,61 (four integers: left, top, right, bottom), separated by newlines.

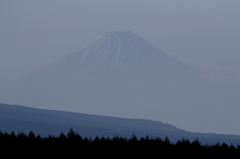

0,128,239,157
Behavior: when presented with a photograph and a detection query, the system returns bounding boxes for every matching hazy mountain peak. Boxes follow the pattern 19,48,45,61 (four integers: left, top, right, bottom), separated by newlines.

61,31,171,71
0,31,205,134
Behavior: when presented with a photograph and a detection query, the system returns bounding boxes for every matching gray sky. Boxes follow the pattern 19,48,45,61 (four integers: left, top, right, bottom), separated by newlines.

0,0,240,134
1,0,239,84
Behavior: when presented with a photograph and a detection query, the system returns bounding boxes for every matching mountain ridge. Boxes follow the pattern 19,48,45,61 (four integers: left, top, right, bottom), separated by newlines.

1,103,240,145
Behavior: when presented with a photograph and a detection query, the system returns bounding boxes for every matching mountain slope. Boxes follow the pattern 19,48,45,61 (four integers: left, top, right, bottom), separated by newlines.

0,31,198,116
2,31,238,135
56,31,179,71
1,103,240,145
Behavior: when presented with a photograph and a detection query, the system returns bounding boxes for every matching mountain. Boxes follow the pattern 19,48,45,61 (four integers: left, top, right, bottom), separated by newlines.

1,31,239,135
1,103,240,145
0,31,198,116
53,31,187,71
35,31,197,83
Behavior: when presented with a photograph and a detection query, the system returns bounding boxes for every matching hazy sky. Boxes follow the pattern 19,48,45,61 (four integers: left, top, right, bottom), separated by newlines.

1,0,240,85
1,1,240,135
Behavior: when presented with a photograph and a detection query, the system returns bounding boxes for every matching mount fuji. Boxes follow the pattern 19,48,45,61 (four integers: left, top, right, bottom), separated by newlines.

45,31,196,76
0,31,202,126
55,31,186,71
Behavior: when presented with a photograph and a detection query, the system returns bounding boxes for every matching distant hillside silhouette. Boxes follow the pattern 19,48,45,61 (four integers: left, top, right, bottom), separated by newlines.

0,103,240,146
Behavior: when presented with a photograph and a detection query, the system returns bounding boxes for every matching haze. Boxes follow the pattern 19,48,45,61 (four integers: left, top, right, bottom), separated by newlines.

0,0,240,135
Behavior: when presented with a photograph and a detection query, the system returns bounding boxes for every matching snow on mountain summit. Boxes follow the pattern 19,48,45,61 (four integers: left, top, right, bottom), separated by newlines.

60,31,172,71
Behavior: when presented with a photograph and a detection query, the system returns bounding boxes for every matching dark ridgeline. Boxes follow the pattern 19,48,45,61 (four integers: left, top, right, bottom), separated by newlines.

0,129,239,157
1,103,240,146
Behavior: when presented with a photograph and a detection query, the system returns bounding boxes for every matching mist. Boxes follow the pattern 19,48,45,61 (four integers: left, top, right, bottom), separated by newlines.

0,0,240,135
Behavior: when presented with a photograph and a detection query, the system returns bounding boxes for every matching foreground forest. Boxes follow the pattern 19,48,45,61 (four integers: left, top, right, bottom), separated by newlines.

0,129,239,157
